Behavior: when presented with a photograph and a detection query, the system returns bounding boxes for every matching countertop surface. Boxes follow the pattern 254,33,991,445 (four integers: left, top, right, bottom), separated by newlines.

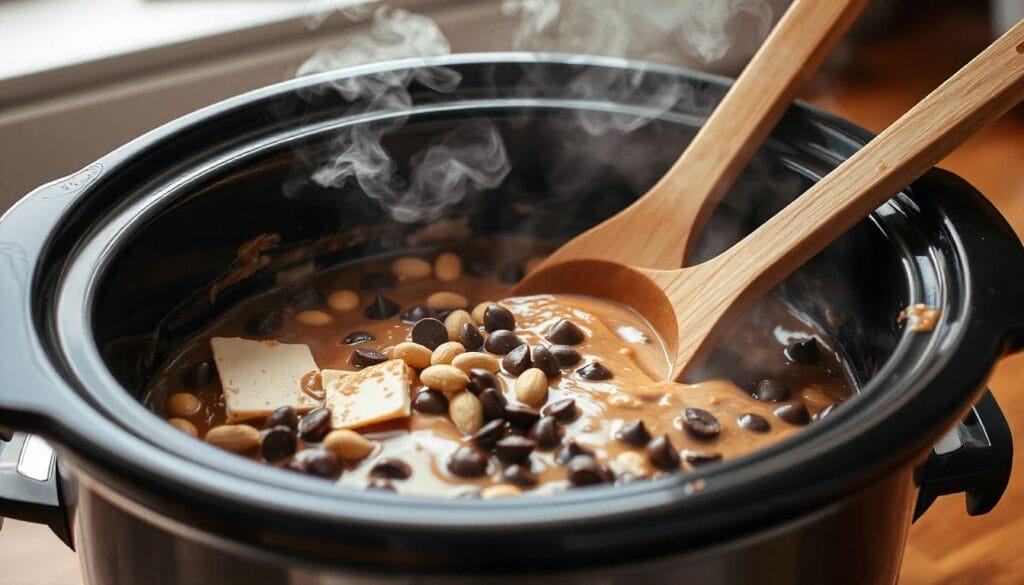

1,5,1022,585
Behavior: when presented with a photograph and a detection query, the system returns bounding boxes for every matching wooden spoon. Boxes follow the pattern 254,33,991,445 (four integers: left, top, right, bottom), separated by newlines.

515,19,1024,381
533,0,869,273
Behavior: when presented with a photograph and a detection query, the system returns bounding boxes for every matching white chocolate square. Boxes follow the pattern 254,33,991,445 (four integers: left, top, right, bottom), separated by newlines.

321,360,412,430
210,337,319,422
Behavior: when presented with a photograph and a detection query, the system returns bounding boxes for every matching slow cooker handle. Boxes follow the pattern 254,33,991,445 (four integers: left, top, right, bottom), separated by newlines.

914,390,1012,520
0,431,71,546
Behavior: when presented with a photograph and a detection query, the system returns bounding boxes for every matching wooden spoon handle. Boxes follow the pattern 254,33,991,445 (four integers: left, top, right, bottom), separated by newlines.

714,19,1024,316
540,0,868,271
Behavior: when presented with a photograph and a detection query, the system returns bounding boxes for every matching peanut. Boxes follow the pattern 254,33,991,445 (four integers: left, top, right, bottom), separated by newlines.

323,429,375,461
168,418,198,437
451,352,500,374
431,341,466,366
515,368,549,407
427,291,468,311
420,364,470,393
481,484,523,499
444,310,474,341
327,289,360,311
434,252,462,282
392,342,433,370
205,424,261,453
449,391,484,434
391,257,432,280
167,392,201,417
296,309,333,326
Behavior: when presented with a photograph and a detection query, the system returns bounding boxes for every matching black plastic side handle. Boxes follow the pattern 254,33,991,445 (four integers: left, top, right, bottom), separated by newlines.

914,390,1013,520
0,431,71,546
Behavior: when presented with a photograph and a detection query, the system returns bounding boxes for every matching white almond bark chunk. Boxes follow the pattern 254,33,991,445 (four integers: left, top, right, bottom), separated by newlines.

321,360,412,429
211,337,319,422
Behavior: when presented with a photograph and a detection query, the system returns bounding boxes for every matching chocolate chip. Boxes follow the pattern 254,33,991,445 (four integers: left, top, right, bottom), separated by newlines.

468,369,501,395
472,419,507,449
785,338,821,364
400,304,434,324
752,378,791,403
502,464,538,487
459,323,485,350
616,420,651,447
682,408,721,440
287,286,323,310
447,445,489,477
485,330,524,355
530,346,560,378
774,402,811,425
495,436,536,464
465,257,496,277
298,407,332,442
567,456,609,486
411,318,448,350
556,441,594,465
546,319,585,345
351,348,387,369
483,304,516,332
816,404,837,421
359,271,398,292
342,331,375,345
549,345,581,368
645,435,680,470
261,425,297,462
246,311,282,336
738,413,771,433
576,362,612,381
182,360,214,388
264,405,298,431
302,449,342,478
367,478,396,492
681,449,722,466
501,344,532,375
505,404,540,430
479,388,508,420
370,457,412,480
413,390,449,414
497,262,524,283
528,416,562,449
542,398,578,423
365,295,401,320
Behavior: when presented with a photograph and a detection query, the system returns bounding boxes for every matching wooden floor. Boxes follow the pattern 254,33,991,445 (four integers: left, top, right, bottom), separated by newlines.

1,6,1022,585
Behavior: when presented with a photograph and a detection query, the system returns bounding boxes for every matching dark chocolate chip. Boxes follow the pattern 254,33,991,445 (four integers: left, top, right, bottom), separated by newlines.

365,295,401,320
459,323,485,351
567,456,609,487
465,257,496,278
616,420,651,447
774,402,811,425
485,330,524,355
351,348,387,369
556,441,594,465
480,388,508,421
370,457,412,480
246,311,282,336
287,286,323,310
342,331,375,345
182,360,214,388
785,338,821,364
576,361,612,381
264,406,298,431
542,398,578,423
501,344,532,375
472,419,507,449
261,425,297,462
359,271,398,292
447,445,489,478
298,407,332,442
528,416,562,449
505,404,540,430
546,319,585,345
752,378,791,403
530,346,560,378
495,436,536,464
681,449,722,466
502,464,538,487
682,408,721,440
411,318,448,350
367,478,396,492
400,304,434,324
483,304,516,332
468,369,501,396
816,403,837,421
645,435,681,470
497,262,524,283
738,413,771,433
549,345,582,368
413,390,449,415
303,450,342,478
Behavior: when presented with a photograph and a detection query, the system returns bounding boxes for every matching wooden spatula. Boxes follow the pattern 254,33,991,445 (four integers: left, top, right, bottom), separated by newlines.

514,19,1024,381
533,0,869,273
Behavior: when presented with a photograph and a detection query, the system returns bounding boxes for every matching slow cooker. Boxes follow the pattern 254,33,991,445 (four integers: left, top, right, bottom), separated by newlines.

0,54,1021,584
